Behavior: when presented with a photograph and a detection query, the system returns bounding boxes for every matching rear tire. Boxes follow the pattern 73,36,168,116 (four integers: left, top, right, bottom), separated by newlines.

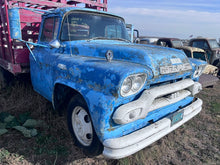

0,67,11,90
67,95,103,156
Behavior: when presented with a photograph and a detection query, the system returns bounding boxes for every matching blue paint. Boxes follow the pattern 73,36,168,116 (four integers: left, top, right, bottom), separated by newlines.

29,8,206,144
8,8,22,40
189,57,207,66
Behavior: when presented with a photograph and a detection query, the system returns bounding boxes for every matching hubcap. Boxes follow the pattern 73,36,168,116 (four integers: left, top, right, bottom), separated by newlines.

72,106,93,146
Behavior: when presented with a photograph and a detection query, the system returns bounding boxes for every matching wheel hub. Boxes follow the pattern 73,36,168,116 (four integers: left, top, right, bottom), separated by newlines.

72,106,93,146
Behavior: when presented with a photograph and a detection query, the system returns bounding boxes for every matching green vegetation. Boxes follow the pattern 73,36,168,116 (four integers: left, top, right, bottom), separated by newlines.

0,74,219,164
0,112,45,137
0,148,10,161
0,148,24,164
34,134,68,156
211,102,220,114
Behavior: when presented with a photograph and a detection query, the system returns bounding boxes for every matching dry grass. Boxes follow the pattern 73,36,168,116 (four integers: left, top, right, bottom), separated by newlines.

0,76,219,165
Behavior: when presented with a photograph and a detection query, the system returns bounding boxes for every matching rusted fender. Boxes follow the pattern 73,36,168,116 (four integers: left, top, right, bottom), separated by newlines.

203,64,219,76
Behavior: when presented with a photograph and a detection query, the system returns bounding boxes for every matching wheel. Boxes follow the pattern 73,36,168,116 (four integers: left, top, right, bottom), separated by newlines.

0,67,8,90
0,67,14,90
67,95,103,156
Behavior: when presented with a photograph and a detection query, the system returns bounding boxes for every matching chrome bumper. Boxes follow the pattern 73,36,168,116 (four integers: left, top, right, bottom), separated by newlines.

103,98,203,159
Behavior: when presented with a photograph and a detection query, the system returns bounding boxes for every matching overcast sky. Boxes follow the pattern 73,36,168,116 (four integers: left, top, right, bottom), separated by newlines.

108,0,220,40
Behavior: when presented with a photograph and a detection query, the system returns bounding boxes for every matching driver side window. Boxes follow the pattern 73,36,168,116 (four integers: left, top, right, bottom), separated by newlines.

60,14,90,41
40,17,60,42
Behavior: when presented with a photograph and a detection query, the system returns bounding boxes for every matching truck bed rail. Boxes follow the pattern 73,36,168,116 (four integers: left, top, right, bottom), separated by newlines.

7,0,107,11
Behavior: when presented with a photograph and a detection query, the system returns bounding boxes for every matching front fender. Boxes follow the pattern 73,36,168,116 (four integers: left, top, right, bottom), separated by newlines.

188,58,207,81
52,57,150,142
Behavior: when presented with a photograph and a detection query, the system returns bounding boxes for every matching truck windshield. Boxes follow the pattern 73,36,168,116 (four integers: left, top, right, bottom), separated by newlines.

172,40,183,47
61,12,130,42
208,39,219,49
193,51,207,61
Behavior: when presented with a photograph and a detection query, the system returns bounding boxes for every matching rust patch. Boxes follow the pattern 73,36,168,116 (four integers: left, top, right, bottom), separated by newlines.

107,126,116,132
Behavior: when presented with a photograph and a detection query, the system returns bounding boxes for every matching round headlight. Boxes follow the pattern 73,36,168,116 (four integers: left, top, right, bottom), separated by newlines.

132,76,143,92
121,73,147,97
121,77,132,94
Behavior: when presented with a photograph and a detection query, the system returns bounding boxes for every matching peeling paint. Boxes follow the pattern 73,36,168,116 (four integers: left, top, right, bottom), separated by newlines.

29,8,206,144
8,8,22,40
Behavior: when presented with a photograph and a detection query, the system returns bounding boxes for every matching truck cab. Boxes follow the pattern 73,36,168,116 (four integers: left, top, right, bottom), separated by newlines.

189,38,220,71
28,8,206,159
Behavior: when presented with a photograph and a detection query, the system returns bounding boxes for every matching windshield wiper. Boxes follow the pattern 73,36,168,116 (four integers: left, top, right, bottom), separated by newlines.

87,37,131,43
87,37,109,41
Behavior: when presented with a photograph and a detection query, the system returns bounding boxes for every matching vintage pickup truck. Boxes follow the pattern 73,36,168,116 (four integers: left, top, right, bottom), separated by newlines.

0,0,206,159
189,38,220,74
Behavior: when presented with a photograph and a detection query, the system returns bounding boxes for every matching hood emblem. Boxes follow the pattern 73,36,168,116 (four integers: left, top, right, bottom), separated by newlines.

171,58,182,64
105,50,113,62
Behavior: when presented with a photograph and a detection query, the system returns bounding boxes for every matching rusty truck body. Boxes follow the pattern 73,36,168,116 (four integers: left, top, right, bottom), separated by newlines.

0,0,207,159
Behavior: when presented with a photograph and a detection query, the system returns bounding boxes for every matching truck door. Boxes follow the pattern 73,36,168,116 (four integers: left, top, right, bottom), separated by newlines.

30,16,60,101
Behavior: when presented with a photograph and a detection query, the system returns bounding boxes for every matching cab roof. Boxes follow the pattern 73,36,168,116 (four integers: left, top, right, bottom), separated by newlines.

43,7,124,21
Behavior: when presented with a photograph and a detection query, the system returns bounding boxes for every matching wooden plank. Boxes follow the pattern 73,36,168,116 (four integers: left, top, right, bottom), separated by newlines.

14,48,29,64
0,1,14,64
19,10,41,23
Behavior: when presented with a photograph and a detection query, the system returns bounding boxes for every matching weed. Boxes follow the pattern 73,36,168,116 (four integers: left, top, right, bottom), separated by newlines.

134,151,146,165
117,157,131,165
0,148,10,163
0,112,45,137
34,134,69,156
211,103,220,114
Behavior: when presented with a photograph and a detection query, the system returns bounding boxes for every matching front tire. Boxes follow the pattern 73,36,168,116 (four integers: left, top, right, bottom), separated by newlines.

67,95,103,156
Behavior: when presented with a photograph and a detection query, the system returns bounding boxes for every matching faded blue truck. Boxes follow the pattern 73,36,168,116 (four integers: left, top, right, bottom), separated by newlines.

9,7,206,159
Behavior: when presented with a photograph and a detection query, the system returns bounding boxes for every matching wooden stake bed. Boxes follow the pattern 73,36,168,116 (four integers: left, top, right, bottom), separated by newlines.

0,0,107,74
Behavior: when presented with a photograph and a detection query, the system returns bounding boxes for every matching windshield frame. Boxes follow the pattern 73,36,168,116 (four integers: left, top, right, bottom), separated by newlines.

59,10,130,42
208,39,220,49
171,40,183,47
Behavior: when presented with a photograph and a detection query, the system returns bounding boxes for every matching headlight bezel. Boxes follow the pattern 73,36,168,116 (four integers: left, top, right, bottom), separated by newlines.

193,64,206,78
120,73,147,97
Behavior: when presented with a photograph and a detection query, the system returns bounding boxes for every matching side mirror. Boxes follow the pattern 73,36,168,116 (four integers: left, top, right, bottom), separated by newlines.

134,38,140,44
49,40,61,48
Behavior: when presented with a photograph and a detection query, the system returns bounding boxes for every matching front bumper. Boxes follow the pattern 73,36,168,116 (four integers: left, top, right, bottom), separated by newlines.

103,98,202,159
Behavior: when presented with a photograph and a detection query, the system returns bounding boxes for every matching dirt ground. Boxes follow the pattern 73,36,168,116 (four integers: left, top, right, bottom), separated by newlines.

0,76,219,165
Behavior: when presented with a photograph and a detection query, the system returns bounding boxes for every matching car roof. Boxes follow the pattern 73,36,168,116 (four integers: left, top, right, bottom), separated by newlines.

158,38,181,41
43,7,125,21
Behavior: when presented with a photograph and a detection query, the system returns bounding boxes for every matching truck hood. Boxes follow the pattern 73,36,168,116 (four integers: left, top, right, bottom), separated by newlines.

68,41,192,77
